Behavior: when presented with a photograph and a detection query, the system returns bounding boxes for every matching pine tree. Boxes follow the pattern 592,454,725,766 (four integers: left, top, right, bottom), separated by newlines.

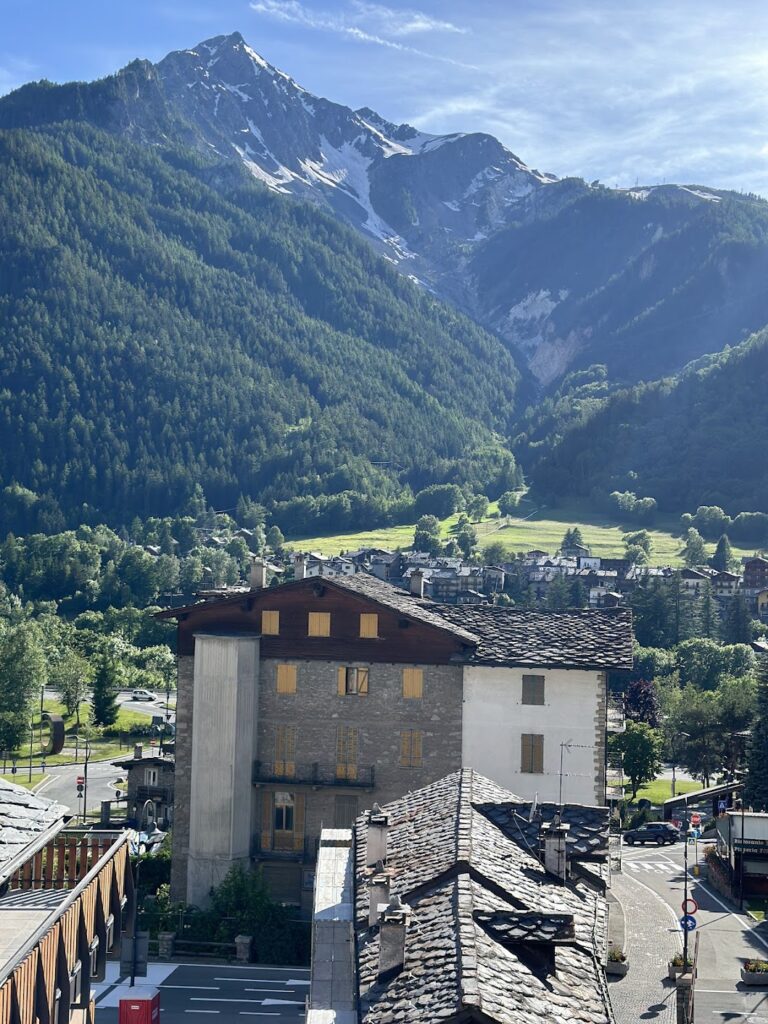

91,652,121,727
710,534,736,572
723,593,753,645
698,580,716,639
568,577,588,608
744,656,768,811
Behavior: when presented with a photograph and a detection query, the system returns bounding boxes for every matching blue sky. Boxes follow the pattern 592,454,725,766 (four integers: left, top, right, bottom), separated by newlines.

3,0,768,194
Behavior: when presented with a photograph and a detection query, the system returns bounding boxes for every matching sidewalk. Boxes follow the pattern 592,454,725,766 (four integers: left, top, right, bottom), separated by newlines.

607,870,681,1024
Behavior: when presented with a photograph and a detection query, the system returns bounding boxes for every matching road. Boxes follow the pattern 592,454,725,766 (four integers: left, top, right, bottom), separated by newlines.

35,757,126,817
94,962,308,1023
621,841,768,1021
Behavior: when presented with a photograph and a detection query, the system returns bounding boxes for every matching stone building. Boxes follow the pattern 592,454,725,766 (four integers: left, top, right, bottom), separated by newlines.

112,746,175,828
160,571,631,910
307,769,612,1024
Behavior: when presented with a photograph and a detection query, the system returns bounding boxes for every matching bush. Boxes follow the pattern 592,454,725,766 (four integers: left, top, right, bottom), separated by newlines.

744,960,768,973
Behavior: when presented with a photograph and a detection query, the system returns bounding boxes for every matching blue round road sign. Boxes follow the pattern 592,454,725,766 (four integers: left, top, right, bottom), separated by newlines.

680,914,697,932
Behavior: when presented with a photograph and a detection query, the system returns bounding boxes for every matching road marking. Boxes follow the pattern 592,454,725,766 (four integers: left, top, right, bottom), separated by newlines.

185,1012,220,1015
690,876,768,955
262,999,304,1006
238,1014,280,1017
191,999,265,1004
287,980,310,986
161,986,220,991
245,989,299,994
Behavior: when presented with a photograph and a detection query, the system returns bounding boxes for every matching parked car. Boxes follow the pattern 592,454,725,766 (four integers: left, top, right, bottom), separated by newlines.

131,688,157,702
623,822,680,845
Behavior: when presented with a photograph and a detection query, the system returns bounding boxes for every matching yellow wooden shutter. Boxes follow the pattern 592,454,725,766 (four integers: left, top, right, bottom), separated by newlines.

308,612,331,636
359,613,378,638
261,792,273,851
276,664,297,694
286,726,296,777
358,668,369,695
399,731,411,767
337,667,346,695
293,793,305,852
403,667,423,699
262,610,280,635
411,730,423,767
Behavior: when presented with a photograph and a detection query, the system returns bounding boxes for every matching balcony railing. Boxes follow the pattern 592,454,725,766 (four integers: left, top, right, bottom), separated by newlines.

250,833,320,862
606,694,626,734
136,785,172,804
251,760,375,789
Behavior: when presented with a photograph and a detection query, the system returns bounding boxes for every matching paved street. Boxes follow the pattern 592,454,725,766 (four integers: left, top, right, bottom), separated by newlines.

93,962,308,1023
35,758,125,816
611,841,768,1023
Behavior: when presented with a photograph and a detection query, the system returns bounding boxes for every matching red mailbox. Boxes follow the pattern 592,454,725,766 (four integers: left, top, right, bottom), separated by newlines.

119,989,160,1024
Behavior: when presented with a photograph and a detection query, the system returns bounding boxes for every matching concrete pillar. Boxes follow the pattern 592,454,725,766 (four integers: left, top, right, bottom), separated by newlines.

234,935,252,963
100,801,111,825
676,972,693,1024
187,634,260,906
158,932,176,958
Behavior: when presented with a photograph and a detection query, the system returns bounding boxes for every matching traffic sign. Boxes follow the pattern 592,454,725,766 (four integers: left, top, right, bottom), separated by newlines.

690,813,701,826
680,915,697,932
76,775,85,785
682,897,698,915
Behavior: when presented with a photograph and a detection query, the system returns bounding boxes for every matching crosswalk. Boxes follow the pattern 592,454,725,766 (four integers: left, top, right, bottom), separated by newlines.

623,859,679,875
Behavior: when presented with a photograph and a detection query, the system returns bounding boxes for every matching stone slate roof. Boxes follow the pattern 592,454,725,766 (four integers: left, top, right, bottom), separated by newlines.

0,779,66,879
354,769,613,1024
479,802,611,859
433,605,633,670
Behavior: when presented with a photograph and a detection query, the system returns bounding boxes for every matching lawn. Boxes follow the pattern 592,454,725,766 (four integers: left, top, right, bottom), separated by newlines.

1,773,45,790
634,779,700,806
287,495,757,565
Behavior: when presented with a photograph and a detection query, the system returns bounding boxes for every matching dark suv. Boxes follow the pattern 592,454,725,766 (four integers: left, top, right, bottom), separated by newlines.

623,822,681,846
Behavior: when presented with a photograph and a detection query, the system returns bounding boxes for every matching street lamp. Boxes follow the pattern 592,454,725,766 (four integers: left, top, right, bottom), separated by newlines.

671,732,690,798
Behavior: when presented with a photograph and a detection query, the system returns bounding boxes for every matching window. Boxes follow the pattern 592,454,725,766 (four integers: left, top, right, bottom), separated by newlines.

337,666,369,696
275,725,296,777
308,611,331,637
521,734,544,774
402,667,423,699
144,767,158,787
399,730,423,768
274,791,295,832
334,795,358,828
276,663,297,694
359,613,379,638
336,726,359,780
522,675,545,706
262,610,280,635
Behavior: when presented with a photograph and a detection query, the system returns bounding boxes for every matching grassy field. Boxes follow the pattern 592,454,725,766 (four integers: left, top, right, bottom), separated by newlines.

287,496,758,565
634,779,700,806
0,773,44,790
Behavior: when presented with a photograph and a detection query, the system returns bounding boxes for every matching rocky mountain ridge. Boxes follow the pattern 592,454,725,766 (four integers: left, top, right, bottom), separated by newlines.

3,31,768,387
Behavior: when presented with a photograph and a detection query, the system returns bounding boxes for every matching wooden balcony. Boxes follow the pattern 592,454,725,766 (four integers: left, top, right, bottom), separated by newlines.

251,760,375,790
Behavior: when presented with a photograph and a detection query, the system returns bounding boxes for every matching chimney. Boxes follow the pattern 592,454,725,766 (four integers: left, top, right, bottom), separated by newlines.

378,895,411,981
294,552,307,581
250,556,267,589
368,860,390,927
133,744,143,760
541,816,570,882
410,569,424,599
366,803,389,866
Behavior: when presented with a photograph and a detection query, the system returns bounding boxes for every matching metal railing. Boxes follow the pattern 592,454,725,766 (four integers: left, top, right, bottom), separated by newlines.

251,760,375,788
250,833,320,861
606,694,626,734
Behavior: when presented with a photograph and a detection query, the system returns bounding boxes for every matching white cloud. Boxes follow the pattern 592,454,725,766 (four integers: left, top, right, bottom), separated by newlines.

248,0,474,67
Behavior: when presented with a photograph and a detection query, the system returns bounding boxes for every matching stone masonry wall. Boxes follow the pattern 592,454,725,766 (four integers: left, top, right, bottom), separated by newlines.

170,654,194,901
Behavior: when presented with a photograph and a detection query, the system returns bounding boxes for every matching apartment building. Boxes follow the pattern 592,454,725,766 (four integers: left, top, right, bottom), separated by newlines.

161,570,631,910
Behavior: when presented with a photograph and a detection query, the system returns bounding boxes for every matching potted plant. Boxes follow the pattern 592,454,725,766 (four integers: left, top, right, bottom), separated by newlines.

668,952,693,978
741,960,768,986
606,947,629,977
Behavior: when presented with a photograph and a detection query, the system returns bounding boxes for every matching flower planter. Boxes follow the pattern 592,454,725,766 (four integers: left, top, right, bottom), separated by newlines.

606,960,629,977
668,961,693,979
741,968,768,986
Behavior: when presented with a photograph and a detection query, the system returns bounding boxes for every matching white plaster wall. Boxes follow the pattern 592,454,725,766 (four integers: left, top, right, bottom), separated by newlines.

461,665,602,804
187,633,260,904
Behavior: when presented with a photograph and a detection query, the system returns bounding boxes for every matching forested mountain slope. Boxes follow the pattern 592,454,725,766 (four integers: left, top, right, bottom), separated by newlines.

530,330,768,513
0,124,522,527
4,33,768,391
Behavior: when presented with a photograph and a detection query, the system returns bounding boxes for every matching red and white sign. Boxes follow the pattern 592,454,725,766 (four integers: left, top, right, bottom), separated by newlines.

682,897,698,915
690,813,701,826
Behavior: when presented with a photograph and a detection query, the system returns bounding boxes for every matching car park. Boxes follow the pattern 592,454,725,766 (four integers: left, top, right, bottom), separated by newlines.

623,822,681,845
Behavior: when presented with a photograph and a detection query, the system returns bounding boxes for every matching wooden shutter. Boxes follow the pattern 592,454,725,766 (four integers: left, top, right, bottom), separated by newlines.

337,667,347,695
532,734,544,774
357,668,369,695
276,664,297,694
275,726,296,777
261,792,273,851
402,668,423,699
308,612,331,637
359,613,378,638
262,610,280,635
336,726,358,780
521,734,532,773
399,731,411,767
522,675,545,705
293,793,305,852
411,730,423,767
